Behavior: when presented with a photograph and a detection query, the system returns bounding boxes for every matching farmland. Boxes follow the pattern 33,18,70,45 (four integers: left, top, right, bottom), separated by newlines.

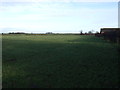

2,35,119,88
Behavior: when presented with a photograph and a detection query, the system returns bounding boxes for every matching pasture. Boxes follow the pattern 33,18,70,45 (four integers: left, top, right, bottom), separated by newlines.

2,35,119,88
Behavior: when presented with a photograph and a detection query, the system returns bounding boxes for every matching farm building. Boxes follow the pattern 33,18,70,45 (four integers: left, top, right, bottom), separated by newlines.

100,28,120,43
100,28,119,33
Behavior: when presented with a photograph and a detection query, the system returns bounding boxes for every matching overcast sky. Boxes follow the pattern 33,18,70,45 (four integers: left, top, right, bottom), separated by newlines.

0,0,118,33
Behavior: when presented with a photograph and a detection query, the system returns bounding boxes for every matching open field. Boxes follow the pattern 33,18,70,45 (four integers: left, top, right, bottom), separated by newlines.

2,35,119,88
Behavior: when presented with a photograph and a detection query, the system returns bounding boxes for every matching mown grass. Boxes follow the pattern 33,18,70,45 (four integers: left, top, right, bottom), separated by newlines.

2,35,119,88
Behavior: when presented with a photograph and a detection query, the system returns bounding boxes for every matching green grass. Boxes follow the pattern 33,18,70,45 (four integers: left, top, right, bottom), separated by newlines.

2,35,119,88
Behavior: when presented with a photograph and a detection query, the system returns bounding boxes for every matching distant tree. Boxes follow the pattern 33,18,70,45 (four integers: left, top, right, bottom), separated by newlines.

88,30,95,35
88,31,92,34
95,31,99,34
80,30,83,35
46,32,53,34
9,32,14,34
84,32,87,35
91,30,95,33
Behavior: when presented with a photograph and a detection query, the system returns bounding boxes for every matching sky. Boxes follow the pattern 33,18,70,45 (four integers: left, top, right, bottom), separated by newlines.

0,0,119,33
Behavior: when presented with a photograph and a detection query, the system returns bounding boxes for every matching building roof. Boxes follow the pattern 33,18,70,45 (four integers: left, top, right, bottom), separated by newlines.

101,28,120,30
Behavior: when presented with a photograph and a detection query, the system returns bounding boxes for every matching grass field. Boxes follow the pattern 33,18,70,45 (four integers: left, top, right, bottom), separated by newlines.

2,35,119,88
